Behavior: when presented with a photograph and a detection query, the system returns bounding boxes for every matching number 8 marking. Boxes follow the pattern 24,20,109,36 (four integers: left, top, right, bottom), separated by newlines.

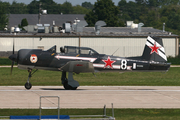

121,59,127,70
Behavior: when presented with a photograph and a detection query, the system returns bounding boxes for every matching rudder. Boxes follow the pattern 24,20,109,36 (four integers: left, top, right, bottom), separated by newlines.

142,36,167,62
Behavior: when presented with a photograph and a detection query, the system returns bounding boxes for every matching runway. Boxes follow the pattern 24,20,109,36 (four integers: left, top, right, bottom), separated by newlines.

1,86,180,109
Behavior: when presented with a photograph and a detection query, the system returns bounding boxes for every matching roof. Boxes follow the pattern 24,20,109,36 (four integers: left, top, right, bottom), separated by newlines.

8,14,85,28
4,14,178,37
80,27,178,37
0,27,178,37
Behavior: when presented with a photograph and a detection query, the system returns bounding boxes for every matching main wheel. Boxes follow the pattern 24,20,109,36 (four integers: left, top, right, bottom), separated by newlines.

63,83,77,90
25,82,32,90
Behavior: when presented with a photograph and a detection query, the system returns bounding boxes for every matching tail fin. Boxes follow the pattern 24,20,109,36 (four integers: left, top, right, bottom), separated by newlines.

142,36,167,62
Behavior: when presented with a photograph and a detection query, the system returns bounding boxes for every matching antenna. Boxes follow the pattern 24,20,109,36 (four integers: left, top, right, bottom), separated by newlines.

112,47,119,56
38,3,42,24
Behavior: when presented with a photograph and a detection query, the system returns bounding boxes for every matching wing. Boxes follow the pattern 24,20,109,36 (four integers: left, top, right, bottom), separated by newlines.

60,61,94,73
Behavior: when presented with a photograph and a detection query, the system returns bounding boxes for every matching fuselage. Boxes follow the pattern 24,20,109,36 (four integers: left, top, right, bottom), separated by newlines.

16,48,170,72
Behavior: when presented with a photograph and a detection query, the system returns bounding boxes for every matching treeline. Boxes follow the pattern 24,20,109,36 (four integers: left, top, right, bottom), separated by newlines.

0,0,180,36
85,0,180,35
0,0,93,14
117,0,180,35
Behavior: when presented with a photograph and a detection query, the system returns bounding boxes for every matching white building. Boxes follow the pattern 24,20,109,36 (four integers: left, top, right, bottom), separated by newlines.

0,27,178,57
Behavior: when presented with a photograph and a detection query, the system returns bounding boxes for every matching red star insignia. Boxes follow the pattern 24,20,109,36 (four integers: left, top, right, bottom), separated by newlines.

102,56,116,69
149,42,161,54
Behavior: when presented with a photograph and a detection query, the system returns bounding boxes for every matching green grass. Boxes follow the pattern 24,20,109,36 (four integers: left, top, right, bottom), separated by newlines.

167,55,180,65
1,109,180,120
0,67,180,86
0,57,12,65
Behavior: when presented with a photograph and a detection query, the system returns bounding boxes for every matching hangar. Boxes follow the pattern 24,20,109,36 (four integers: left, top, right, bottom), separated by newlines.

0,27,178,57
0,14,179,58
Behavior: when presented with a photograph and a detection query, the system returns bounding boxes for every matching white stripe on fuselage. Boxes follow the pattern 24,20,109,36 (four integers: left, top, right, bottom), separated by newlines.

93,64,121,69
55,55,97,62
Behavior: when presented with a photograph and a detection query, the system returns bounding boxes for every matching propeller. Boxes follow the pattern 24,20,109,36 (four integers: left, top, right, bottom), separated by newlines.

9,39,17,75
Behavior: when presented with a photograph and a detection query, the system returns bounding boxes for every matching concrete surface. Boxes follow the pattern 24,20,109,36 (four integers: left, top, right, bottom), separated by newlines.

1,86,180,109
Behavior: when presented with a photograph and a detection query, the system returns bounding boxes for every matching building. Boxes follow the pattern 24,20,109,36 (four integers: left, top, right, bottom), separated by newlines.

0,14,178,58
0,27,178,58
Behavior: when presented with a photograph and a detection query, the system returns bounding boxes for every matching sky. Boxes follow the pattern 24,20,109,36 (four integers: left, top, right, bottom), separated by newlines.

1,0,135,5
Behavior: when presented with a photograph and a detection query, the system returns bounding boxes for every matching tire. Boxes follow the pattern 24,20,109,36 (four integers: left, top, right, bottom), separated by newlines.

63,83,77,90
24,82,32,90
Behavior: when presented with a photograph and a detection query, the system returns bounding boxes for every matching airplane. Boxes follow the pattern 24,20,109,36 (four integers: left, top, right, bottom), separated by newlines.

9,36,171,90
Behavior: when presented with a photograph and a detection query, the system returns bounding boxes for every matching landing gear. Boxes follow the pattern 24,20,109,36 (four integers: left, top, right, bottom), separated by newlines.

25,82,32,90
61,71,79,90
25,69,38,90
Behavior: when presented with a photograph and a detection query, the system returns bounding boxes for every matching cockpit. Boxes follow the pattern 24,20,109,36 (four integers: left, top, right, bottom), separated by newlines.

47,45,99,55
62,46,99,55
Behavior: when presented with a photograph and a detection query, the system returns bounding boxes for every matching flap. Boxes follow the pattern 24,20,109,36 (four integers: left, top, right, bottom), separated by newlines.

60,61,94,73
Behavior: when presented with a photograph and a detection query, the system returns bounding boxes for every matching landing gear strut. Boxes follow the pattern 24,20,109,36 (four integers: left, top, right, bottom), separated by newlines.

61,71,79,90
24,69,38,90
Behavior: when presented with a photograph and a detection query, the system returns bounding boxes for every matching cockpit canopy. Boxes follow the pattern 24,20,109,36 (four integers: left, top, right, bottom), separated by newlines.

47,45,99,55
63,46,99,55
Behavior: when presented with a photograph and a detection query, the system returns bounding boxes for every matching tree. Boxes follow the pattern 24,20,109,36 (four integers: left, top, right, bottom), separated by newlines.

2,2,10,14
61,2,73,14
72,5,91,14
135,0,147,5
18,18,28,30
82,2,94,9
21,18,28,27
28,0,60,14
39,0,59,14
118,0,131,22
147,0,160,8
118,0,148,22
160,5,180,30
159,0,180,6
27,0,40,14
0,2,9,30
85,0,124,27
10,1,28,14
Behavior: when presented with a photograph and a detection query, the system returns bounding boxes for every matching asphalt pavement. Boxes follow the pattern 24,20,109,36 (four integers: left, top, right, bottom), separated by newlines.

0,86,180,109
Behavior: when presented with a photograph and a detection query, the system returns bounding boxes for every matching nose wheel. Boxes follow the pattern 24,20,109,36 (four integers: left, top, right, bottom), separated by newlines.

25,69,38,90
25,82,32,90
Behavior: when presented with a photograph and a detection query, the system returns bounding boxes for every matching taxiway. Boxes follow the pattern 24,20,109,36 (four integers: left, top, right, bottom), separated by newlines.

0,86,180,109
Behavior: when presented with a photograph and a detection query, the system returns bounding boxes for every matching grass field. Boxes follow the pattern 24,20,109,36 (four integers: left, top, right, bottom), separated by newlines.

0,67,180,86
1,109,180,120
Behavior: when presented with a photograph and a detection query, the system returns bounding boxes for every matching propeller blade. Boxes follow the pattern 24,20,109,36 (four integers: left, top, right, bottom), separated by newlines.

10,39,15,75
13,39,14,54
11,61,14,75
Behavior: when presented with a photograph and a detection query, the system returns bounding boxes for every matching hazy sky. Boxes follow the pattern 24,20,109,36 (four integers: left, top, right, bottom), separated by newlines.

1,0,135,5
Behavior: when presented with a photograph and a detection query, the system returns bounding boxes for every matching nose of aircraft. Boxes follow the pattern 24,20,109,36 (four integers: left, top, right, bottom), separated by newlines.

9,54,17,62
